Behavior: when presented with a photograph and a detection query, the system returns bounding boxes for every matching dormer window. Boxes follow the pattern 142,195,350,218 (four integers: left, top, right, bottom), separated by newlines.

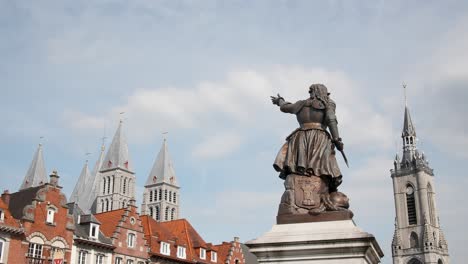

177,246,186,259
46,207,56,224
160,242,170,255
200,248,206,259
211,251,217,262
90,223,99,239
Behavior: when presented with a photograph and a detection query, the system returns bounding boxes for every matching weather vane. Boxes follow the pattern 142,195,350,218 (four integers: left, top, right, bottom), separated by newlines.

402,82,408,106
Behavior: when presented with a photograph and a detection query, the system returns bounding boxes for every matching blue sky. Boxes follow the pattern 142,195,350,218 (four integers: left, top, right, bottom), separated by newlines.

1,1,468,263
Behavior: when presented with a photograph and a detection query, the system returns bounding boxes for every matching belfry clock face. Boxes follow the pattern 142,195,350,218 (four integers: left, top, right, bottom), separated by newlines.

406,186,414,195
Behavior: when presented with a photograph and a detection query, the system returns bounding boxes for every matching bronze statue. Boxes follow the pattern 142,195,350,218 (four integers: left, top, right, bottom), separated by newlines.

271,84,352,224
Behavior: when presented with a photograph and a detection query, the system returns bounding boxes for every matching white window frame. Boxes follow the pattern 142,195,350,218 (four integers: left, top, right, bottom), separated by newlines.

200,248,206,260
211,251,217,262
90,223,99,239
160,241,171,255
127,260,134,264
95,254,104,264
177,246,186,259
0,238,4,263
115,257,123,264
28,242,43,258
46,207,56,224
0,209,4,222
78,250,87,264
127,233,136,248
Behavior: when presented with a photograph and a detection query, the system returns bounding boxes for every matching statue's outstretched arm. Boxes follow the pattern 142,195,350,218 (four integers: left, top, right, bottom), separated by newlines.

271,94,300,114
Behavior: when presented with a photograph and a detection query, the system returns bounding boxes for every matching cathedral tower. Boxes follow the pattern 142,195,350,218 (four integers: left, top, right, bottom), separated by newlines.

391,95,449,264
141,139,180,222
95,121,136,213
19,143,48,190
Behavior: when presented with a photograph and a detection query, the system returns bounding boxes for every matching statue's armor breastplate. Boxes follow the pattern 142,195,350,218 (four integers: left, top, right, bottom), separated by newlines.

296,98,326,124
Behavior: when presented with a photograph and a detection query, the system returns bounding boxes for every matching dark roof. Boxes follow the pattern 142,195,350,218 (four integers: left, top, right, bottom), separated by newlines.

68,202,113,247
8,186,43,219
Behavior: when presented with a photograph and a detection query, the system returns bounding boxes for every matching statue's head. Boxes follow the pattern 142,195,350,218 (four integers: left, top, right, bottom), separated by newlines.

308,84,330,100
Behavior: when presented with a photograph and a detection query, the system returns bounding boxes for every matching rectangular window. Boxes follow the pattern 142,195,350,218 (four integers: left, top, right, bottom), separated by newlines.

160,242,170,255
127,260,134,264
211,251,217,262
78,251,87,264
90,223,99,239
0,240,4,262
127,233,136,248
177,246,186,259
115,257,123,264
0,209,4,221
95,254,104,264
46,208,55,223
200,248,206,259
28,243,43,258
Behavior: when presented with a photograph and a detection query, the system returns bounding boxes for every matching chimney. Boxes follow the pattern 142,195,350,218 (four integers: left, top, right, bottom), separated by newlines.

49,170,60,187
1,190,10,206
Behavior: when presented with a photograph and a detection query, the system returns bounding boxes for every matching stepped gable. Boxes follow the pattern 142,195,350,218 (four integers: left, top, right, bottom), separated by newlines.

0,196,23,234
8,186,44,220
212,238,246,264
94,208,127,237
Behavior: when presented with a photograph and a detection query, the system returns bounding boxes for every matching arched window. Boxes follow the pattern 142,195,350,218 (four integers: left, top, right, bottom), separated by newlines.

107,176,111,194
101,200,104,212
408,258,422,264
406,184,417,225
171,208,176,220
438,259,443,264
410,137,414,144
173,192,177,204
122,200,127,208
159,188,162,200
165,207,169,221
410,232,419,248
154,189,157,201
169,191,172,202
111,175,115,192
123,178,127,194
427,183,436,224
149,207,154,217
28,236,44,259
105,199,110,212
155,206,160,221
149,190,153,202
46,207,56,224
102,178,107,194
165,189,168,201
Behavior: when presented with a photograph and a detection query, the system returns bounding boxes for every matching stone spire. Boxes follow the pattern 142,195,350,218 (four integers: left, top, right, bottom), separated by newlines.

145,139,178,187
100,121,132,172
81,142,106,213
19,144,48,190
402,106,417,138
70,161,91,207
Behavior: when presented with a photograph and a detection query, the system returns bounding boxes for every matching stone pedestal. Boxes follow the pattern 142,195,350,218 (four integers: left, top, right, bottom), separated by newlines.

246,220,383,264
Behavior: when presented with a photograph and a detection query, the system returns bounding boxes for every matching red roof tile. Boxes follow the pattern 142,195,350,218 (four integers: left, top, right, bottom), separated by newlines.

94,209,126,237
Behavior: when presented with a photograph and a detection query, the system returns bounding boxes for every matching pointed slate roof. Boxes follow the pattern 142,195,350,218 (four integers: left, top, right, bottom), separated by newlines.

19,144,48,190
81,143,106,213
402,106,417,137
70,161,91,206
146,139,178,187
100,121,133,172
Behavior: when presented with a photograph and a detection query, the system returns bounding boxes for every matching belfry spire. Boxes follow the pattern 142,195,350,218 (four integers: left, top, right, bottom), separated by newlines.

100,121,132,172
70,160,91,208
146,139,178,186
81,141,106,213
19,144,48,190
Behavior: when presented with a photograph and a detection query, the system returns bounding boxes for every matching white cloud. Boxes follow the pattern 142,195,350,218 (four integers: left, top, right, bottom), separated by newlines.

192,132,243,160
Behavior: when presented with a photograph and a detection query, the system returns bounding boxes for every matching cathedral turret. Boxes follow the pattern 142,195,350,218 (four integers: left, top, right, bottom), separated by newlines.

19,143,48,190
141,139,180,222
95,121,136,213
70,160,91,209
390,85,449,264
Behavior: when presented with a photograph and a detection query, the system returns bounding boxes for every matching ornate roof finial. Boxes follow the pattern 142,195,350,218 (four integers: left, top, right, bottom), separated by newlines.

403,82,408,107
119,111,125,123
162,131,168,141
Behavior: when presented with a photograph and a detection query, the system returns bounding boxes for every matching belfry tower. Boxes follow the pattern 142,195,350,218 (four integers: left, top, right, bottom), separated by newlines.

141,139,180,222
95,121,136,213
391,87,449,264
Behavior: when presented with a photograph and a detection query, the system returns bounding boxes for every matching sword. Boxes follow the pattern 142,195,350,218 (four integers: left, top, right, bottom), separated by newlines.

339,150,349,168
